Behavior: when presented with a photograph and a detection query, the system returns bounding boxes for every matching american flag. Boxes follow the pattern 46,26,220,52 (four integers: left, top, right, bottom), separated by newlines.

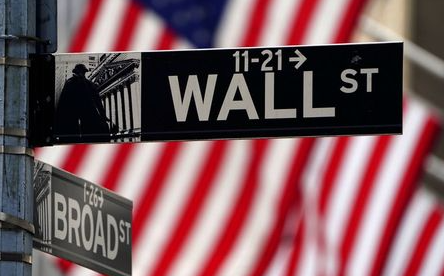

36,0,443,275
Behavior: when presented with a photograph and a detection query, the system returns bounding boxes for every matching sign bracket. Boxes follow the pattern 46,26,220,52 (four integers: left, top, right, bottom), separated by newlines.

0,212,35,234
0,56,31,67
0,253,33,265
0,34,50,45
0,146,34,157
0,127,28,138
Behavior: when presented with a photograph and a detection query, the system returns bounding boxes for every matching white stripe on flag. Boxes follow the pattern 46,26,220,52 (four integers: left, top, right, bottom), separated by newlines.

115,143,163,207
74,144,119,185
129,9,166,51
258,0,303,46
419,214,444,276
323,136,377,275
67,265,97,276
302,137,336,195
304,0,352,44
169,140,251,276
347,101,429,276
219,139,301,276
171,38,194,50
84,0,129,52
295,138,336,276
296,214,318,276
132,141,211,276
265,244,293,276
382,189,436,276
214,0,257,47
35,146,72,168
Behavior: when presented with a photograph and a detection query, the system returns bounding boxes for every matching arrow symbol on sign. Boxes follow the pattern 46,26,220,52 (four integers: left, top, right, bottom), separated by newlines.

289,50,307,69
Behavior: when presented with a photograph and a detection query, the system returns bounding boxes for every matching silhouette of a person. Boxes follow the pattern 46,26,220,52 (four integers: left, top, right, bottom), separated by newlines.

55,63,110,142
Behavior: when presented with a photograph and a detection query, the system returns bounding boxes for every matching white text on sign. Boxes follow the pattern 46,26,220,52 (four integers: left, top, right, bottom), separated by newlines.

168,69,379,122
53,186,131,261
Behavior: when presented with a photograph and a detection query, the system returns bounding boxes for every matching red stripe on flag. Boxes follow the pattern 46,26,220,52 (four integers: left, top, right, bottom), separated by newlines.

149,141,228,276
59,145,90,173
319,137,350,215
58,258,74,274
403,207,444,276
241,0,273,46
334,0,370,43
113,1,143,51
69,0,104,52
198,139,269,276
101,144,135,190
285,213,306,276
249,138,315,276
370,116,441,276
440,258,444,276
34,147,42,156
286,0,321,44
156,28,176,50
132,142,183,244
338,135,392,275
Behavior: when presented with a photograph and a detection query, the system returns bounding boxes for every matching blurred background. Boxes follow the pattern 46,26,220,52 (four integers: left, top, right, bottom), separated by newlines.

33,0,444,275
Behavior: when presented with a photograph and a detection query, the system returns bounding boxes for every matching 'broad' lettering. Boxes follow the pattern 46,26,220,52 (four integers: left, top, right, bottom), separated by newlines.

53,192,130,260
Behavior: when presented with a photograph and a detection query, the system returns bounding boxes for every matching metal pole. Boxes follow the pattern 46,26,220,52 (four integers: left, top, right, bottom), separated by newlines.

0,0,35,275
360,16,444,81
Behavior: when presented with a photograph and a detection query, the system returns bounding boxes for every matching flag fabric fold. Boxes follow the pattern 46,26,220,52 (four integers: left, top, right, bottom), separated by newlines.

274,99,441,276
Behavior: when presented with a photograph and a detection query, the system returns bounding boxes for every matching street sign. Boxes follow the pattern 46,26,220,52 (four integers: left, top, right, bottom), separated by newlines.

30,42,403,146
33,160,132,276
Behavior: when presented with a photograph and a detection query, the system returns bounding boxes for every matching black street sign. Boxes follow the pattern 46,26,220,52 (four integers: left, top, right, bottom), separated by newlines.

30,42,402,146
33,160,132,276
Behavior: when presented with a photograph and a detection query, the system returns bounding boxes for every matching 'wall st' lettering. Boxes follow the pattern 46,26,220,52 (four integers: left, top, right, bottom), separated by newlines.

168,71,345,122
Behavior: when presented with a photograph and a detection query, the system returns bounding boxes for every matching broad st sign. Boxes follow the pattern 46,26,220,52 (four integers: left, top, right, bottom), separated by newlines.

30,42,402,145
33,160,132,276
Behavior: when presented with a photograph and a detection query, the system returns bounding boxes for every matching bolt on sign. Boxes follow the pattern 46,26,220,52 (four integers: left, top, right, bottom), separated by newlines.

30,42,403,146
33,160,132,276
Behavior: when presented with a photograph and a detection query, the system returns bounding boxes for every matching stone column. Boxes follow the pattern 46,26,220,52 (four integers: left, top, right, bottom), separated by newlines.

126,81,134,130
119,85,127,130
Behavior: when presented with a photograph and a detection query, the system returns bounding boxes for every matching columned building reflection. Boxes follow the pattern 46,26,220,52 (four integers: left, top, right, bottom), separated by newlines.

33,162,52,252
89,53,141,142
